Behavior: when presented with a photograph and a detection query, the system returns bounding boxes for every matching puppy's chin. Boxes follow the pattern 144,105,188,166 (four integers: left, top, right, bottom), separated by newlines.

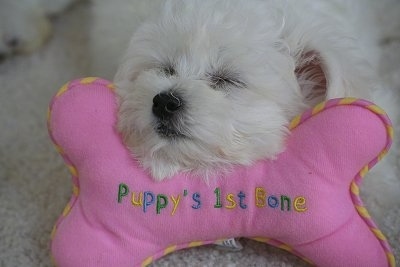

143,149,187,181
121,112,289,181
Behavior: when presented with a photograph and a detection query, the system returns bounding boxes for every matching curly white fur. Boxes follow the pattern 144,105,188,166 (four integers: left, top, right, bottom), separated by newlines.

114,0,392,182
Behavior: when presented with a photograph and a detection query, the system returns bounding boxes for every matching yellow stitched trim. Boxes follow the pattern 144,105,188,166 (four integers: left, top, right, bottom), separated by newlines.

80,77,98,84
378,149,388,161
289,115,302,130
188,241,203,247
47,107,51,124
338,98,357,105
55,82,70,98
371,228,387,241
62,203,72,217
67,165,78,177
50,225,57,240
311,102,326,115
387,125,394,140
387,252,396,267
50,255,58,267
164,245,177,255
107,83,116,91
141,256,153,267
54,145,64,154
278,244,292,252
367,104,385,115
355,205,370,219
301,257,314,265
359,165,369,178
252,238,313,265
350,182,359,196
252,237,270,243
72,184,79,196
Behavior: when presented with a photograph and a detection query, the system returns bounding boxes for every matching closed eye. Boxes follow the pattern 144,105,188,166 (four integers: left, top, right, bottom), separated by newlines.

161,64,176,76
207,69,246,89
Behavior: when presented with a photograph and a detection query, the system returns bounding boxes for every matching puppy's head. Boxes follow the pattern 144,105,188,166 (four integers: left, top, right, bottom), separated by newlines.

115,0,364,180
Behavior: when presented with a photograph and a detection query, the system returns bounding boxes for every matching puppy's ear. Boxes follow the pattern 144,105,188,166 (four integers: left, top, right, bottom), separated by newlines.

295,50,327,107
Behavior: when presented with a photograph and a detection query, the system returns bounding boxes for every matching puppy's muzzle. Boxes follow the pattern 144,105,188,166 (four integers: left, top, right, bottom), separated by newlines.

152,91,183,119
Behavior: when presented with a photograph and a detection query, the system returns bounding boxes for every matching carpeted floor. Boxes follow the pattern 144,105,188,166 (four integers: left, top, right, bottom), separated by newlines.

0,2,399,266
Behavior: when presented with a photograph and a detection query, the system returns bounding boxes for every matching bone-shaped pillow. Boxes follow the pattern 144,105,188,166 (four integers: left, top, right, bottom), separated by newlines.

48,77,396,267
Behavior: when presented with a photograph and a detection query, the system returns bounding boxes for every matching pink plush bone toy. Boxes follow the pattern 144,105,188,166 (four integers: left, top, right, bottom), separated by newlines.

48,77,395,267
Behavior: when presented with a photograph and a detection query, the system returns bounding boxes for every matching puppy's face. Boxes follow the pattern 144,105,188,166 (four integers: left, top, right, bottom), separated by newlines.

116,1,308,180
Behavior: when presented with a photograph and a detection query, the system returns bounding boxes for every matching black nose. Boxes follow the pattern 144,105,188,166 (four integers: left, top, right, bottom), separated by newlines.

152,91,183,119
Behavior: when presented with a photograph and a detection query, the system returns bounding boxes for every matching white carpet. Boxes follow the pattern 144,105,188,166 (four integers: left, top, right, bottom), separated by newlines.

0,2,399,266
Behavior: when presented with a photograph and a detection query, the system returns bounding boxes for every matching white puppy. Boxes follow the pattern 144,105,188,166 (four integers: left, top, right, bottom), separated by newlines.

0,0,78,58
114,0,388,181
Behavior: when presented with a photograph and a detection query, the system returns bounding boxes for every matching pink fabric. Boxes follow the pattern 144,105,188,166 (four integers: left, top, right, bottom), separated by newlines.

48,78,394,267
